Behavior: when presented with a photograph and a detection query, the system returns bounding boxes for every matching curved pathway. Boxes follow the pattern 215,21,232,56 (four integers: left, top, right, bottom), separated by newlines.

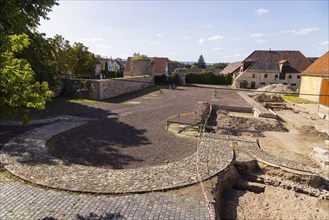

0,116,233,193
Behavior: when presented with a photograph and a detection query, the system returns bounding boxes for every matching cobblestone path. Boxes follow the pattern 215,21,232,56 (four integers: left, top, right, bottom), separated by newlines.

0,177,214,220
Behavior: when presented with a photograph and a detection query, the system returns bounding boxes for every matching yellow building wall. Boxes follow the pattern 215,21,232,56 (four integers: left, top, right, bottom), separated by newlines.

299,76,321,102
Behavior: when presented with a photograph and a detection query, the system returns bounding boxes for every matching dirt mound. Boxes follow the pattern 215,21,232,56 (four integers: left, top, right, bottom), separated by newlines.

256,83,296,93
298,125,329,139
253,94,284,103
216,111,288,136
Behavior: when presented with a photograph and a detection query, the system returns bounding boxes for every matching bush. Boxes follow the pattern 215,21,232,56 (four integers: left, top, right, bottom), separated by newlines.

185,71,232,85
154,75,169,84
169,73,180,85
100,70,123,79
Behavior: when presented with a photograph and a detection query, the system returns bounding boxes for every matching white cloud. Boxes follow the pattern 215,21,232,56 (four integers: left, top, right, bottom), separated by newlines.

256,39,268,44
96,44,111,49
256,8,269,16
150,41,160,45
156,34,163,37
317,47,325,50
183,36,192,40
82,37,103,43
286,27,319,35
321,41,329,45
208,35,223,41
250,33,267,38
213,47,224,51
234,54,241,57
204,24,213,28
198,38,205,44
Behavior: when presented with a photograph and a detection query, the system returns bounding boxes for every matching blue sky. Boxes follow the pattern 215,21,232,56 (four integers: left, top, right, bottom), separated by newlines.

39,0,329,63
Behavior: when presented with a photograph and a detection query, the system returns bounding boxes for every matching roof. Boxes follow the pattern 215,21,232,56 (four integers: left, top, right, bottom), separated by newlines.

303,51,329,76
220,61,242,74
168,61,184,73
244,50,312,73
247,62,279,73
307,57,318,63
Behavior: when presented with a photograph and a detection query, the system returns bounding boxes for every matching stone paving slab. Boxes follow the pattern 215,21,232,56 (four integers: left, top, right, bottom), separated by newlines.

0,178,214,220
0,116,233,193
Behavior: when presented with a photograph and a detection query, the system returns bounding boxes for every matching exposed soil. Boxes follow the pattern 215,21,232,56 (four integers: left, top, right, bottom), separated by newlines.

222,185,329,220
216,110,288,137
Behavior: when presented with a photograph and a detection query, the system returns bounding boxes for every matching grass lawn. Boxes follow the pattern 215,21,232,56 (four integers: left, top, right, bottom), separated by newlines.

281,94,315,104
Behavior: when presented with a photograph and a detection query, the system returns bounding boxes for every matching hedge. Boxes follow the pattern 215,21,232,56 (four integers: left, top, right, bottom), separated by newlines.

185,71,232,85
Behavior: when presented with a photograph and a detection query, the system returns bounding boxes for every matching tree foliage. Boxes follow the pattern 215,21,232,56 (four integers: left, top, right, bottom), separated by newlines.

0,0,59,86
197,55,206,69
0,34,53,124
211,62,229,69
185,71,232,85
49,35,97,78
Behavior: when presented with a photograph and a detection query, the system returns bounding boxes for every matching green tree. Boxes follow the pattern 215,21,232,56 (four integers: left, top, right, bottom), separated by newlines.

71,42,96,78
0,0,59,86
0,34,53,124
49,34,72,76
212,62,229,69
197,55,206,68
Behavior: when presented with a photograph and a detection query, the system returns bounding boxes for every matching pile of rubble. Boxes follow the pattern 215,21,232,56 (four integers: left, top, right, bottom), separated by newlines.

256,83,297,93
253,94,284,103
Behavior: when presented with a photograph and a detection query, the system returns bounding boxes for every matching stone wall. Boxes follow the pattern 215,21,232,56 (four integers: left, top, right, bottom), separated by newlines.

61,76,154,100
131,60,155,76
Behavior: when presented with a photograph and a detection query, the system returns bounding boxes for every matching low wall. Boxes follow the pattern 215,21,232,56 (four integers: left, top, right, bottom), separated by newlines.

61,76,154,100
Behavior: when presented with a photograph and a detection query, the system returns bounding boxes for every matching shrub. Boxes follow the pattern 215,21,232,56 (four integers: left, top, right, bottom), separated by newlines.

154,75,169,84
169,73,180,85
185,71,232,85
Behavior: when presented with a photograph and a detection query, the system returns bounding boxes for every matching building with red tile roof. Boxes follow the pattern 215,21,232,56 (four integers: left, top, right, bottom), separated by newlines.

233,50,313,89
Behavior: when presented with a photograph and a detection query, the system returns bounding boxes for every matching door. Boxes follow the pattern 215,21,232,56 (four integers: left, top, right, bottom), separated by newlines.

251,82,256,89
319,78,329,106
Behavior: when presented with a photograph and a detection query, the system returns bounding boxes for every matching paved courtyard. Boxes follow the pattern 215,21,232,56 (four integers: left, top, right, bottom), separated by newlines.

0,176,214,219
0,86,250,219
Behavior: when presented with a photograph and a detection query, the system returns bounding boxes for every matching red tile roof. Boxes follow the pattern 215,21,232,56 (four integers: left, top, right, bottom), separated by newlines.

244,50,312,73
303,51,329,75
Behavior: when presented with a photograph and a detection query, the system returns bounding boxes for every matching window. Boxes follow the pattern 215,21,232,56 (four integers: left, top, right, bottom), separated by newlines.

275,75,278,79
288,75,292,79
260,82,266,85
264,74,268,78
291,83,297,86
252,74,256,78
297,75,301,79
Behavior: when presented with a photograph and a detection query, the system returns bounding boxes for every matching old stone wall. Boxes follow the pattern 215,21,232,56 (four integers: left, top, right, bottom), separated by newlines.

61,76,154,100
99,76,154,100
131,60,154,76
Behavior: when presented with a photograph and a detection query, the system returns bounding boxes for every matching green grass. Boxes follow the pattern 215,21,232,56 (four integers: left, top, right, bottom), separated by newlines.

281,94,315,104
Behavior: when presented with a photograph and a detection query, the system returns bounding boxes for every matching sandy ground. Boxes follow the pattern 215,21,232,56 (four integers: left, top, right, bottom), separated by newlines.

258,102,329,176
222,185,329,220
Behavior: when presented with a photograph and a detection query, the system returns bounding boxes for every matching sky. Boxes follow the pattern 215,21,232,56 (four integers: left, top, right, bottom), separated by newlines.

39,0,329,63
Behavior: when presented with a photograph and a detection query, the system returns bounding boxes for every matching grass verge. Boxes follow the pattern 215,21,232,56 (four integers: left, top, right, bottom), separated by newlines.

281,94,315,104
